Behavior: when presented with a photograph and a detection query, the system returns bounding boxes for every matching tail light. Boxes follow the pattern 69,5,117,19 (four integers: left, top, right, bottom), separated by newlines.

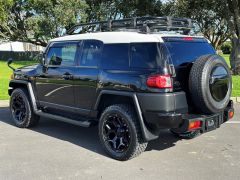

147,74,172,89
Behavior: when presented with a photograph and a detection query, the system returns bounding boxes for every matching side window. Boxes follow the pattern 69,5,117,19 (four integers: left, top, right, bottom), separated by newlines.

80,40,103,67
101,44,129,69
47,42,78,66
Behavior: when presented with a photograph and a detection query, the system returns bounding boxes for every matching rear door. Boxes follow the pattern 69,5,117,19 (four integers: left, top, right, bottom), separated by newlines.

163,37,216,91
36,41,80,110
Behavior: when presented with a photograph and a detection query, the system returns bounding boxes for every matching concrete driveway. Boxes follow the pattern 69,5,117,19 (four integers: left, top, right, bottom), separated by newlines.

0,101,239,180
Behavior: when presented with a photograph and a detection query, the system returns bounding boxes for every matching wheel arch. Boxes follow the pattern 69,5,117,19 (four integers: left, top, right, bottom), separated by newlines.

9,80,29,96
94,90,158,142
9,80,38,112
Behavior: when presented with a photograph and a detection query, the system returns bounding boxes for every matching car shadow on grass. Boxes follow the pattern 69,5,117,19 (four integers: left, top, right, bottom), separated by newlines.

0,106,180,158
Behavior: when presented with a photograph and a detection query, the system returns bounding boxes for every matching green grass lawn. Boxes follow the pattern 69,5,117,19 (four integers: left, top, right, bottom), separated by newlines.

0,55,240,100
0,60,37,100
221,54,240,97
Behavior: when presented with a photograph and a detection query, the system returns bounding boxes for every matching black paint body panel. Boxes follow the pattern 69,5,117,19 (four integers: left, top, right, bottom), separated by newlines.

9,39,229,142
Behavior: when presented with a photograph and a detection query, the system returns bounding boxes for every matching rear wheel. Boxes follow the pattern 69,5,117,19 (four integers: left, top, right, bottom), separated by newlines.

98,104,147,161
10,88,39,128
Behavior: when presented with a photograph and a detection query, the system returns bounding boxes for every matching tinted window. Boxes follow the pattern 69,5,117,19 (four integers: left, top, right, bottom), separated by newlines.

47,42,78,66
80,40,103,67
101,44,129,69
165,42,215,66
130,43,161,69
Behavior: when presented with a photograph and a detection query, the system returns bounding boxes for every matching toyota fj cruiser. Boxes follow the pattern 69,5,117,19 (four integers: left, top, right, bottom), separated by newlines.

8,17,234,160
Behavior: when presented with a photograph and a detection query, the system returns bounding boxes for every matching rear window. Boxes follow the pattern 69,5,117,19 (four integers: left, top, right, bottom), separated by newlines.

164,40,215,66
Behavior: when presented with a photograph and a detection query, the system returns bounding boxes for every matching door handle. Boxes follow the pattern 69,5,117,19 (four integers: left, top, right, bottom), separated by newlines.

62,72,73,80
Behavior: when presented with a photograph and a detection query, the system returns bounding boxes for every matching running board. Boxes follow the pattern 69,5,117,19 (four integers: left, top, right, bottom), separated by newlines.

35,111,91,127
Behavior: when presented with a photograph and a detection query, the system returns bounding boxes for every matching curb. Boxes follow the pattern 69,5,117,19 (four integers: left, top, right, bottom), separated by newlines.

0,100,9,107
231,97,240,103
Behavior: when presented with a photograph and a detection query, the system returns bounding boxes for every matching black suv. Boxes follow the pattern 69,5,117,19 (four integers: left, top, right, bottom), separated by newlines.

8,17,234,160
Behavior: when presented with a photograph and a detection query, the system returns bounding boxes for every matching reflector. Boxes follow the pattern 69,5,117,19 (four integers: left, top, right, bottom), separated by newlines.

188,121,201,130
229,111,234,119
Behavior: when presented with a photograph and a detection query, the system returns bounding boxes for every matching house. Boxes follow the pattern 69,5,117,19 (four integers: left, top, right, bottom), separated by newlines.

0,41,44,52
0,41,44,61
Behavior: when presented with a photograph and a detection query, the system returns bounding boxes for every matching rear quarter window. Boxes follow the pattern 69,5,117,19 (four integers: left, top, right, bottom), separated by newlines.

101,44,129,69
130,43,170,69
130,43,158,69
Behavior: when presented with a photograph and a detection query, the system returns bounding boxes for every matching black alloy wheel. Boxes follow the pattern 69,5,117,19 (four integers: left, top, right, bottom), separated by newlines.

103,113,131,153
10,88,39,128
11,94,27,123
99,104,147,161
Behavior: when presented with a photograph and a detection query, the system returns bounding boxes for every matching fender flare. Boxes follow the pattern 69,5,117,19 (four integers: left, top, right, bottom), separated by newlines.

9,80,38,112
94,90,158,141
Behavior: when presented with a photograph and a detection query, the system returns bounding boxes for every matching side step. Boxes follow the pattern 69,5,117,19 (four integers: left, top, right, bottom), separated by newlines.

35,111,92,127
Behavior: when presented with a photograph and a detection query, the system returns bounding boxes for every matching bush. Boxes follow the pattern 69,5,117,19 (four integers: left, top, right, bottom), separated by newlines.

221,42,232,54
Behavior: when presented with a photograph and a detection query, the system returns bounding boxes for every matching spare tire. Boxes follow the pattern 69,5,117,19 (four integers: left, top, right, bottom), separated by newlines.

189,54,232,114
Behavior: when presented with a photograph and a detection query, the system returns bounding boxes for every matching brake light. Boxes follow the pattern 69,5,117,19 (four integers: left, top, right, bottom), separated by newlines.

188,121,202,130
183,37,193,41
147,74,172,89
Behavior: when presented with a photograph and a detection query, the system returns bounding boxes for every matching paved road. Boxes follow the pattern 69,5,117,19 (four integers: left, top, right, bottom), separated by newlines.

0,103,239,180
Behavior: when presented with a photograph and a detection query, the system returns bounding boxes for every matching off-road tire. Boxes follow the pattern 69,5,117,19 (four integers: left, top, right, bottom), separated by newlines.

10,88,39,128
99,104,147,161
189,54,231,114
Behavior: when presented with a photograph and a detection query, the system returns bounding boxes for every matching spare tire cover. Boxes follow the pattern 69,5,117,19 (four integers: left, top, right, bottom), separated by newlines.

189,54,232,114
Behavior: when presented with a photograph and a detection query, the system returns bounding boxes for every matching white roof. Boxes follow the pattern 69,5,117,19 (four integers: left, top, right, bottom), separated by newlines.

50,32,205,44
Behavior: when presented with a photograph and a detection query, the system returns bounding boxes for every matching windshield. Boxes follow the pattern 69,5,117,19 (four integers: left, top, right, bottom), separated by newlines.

164,40,216,66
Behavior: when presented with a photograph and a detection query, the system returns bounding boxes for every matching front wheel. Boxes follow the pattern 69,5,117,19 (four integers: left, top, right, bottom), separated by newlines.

10,88,39,128
98,104,147,161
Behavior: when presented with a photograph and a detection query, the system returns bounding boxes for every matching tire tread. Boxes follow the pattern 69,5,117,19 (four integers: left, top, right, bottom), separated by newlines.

99,104,147,160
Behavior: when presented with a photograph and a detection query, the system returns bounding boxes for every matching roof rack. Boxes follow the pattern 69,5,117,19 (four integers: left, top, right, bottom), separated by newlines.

66,16,193,35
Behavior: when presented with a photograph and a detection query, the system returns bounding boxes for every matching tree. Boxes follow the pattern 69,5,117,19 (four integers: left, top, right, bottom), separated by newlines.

0,0,13,40
171,0,230,49
0,0,165,46
224,0,240,74
84,0,163,22
0,0,87,46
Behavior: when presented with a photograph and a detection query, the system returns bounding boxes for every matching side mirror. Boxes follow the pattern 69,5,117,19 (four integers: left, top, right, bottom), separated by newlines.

7,58,15,71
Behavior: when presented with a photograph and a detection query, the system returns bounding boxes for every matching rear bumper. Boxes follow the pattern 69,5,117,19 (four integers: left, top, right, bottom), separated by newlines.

145,106,234,133
137,91,188,129
137,91,234,132
172,105,234,134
